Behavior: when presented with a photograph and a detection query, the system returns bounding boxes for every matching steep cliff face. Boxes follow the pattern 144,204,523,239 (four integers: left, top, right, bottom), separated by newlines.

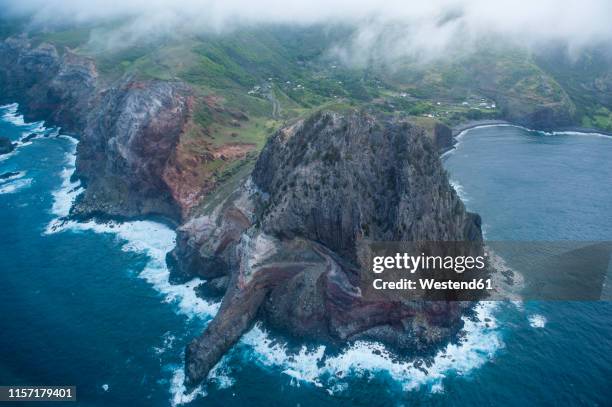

177,111,483,386
1,36,484,387
73,80,193,220
0,37,195,221
432,122,454,151
252,112,479,261
497,93,576,130
0,37,98,134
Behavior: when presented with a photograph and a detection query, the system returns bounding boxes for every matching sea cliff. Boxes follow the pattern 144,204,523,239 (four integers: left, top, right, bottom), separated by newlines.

172,111,483,385
0,37,194,221
1,37,485,388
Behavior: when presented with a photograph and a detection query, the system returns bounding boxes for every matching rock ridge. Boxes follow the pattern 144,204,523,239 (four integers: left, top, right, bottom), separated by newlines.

174,110,484,386
0,37,194,221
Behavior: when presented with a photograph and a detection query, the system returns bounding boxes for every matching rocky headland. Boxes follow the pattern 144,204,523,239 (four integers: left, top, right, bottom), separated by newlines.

1,36,490,389
169,111,483,386
0,36,198,221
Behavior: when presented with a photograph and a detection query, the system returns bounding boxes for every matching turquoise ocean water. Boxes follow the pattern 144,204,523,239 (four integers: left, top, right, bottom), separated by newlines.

0,104,610,406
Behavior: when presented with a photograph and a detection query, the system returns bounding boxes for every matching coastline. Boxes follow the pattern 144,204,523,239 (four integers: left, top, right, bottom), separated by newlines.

0,103,505,402
4,101,610,403
452,119,612,138
451,120,513,136
442,120,612,161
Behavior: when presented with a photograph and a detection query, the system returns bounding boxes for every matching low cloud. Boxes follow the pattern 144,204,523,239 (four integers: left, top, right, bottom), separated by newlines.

4,0,612,61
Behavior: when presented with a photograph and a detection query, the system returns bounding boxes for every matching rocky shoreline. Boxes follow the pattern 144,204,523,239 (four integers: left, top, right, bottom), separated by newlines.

452,119,612,138
1,37,597,224
3,35,598,389
0,36,196,222
451,119,513,136
173,111,484,386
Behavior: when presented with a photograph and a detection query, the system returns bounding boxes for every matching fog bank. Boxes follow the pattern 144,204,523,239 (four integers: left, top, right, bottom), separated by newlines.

3,0,611,61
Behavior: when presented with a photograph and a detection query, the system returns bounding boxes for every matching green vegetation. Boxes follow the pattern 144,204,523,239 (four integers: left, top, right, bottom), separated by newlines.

582,106,612,131
3,17,610,223
535,48,612,131
4,21,612,137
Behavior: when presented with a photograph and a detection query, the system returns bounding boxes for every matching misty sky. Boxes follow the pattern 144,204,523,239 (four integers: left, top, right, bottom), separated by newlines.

3,0,612,61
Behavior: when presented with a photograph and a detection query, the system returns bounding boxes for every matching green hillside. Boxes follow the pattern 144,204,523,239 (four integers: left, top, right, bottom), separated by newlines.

3,20,612,134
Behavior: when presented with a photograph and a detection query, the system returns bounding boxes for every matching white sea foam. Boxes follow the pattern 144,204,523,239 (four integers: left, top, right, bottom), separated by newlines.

50,217,220,318
44,138,221,405
450,179,469,203
237,302,502,394
208,358,236,390
167,355,236,406
0,131,48,161
456,123,612,144
528,314,547,328
0,171,25,183
169,367,207,407
0,177,32,194
0,103,25,126
0,103,50,165
44,138,220,318
0,150,18,162
431,382,445,393
443,122,612,162
153,332,177,355
17,135,41,147
43,132,504,399
546,130,612,139
1,103,48,135
45,136,84,225
15,122,47,146
24,121,46,134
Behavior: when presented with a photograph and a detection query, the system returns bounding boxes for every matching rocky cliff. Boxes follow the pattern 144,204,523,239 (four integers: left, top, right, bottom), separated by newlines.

73,80,192,220
0,36,97,134
174,111,483,386
0,37,194,221
431,122,454,152
496,93,575,130
1,36,484,389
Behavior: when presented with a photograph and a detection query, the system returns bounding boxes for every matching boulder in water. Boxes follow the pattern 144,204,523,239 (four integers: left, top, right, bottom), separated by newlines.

0,136,15,155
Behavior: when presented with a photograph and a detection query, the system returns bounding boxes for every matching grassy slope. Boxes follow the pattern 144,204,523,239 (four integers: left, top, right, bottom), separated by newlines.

1,19,609,124
380,46,573,125
18,24,386,210
2,20,610,208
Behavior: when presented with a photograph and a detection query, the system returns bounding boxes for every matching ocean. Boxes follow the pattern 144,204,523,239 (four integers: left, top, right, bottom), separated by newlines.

0,103,610,406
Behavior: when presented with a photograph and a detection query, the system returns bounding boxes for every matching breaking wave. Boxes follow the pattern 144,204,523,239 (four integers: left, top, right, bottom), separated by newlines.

45,141,219,319
0,177,32,194
39,111,505,404
528,314,547,328
238,302,502,394
450,179,469,203
1,103,25,126
0,103,51,165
